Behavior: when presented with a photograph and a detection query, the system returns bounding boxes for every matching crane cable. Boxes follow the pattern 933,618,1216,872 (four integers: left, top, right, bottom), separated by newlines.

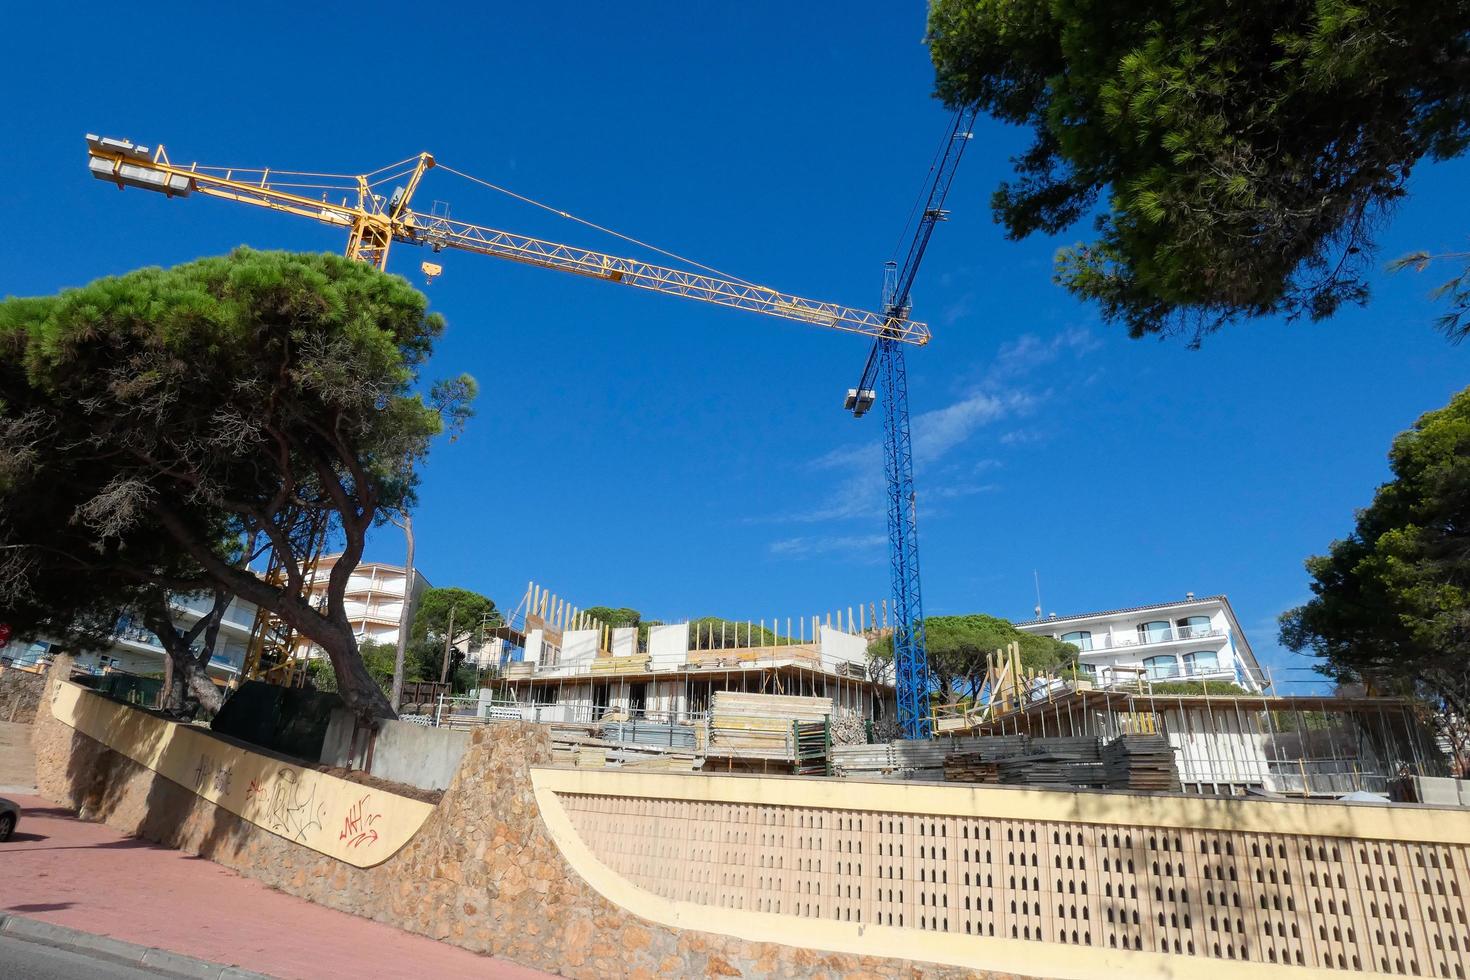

434,162,762,288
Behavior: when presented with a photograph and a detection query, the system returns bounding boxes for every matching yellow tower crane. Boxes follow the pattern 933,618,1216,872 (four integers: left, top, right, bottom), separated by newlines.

84,133,931,686
84,135,929,344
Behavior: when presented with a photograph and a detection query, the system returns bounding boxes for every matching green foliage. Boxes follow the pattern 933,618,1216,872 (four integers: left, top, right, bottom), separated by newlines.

1280,386,1470,716
412,587,499,646
928,0,1470,341
867,613,1078,700
310,639,400,694
1389,250,1470,343
687,616,790,648
582,607,642,629
1144,680,1252,696
0,249,475,721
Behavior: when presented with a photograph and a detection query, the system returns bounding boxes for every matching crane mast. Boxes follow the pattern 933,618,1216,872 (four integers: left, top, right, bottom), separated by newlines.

847,107,978,741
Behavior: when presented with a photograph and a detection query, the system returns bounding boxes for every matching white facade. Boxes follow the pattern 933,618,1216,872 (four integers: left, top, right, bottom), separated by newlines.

1,593,260,680
295,554,430,651
1013,594,1265,692
494,616,888,725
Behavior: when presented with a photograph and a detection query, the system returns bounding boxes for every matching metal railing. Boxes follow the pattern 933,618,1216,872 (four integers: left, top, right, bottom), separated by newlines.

1064,625,1225,652
498,649,875,682
1084,662,1245,689
434,697,708,728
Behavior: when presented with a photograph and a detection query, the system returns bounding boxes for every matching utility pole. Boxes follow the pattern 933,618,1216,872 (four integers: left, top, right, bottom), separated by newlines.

390,510,414,711
440,603,456,685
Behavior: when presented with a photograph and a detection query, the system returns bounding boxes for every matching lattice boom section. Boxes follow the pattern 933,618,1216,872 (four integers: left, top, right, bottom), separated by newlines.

558,793,1470,976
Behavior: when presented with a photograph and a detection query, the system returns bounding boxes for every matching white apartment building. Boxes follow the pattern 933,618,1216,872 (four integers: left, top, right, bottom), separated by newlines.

294,554,430,652
1,593,260,680
1013,593,1266,692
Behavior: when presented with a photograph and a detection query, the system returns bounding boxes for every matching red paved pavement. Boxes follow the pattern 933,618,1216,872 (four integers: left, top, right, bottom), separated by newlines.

0,794,554,980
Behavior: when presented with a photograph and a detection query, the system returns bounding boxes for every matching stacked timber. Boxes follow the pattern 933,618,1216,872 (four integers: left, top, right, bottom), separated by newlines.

708,692,832,760
588,654,650,673
503,661,535,679
1102,735,1182,792
942,736,1030,783
943,754,1000,783
687,647,819,670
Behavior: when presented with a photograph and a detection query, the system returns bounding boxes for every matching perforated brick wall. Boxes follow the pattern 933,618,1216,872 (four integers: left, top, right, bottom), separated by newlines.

560,792,1470,977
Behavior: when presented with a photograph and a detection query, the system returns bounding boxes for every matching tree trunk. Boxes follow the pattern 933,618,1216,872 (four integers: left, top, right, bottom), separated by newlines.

143,590,228,718
391,510,414,711
321,625,395,725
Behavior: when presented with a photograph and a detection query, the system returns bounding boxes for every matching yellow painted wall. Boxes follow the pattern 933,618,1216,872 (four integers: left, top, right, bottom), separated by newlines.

52,682,432,867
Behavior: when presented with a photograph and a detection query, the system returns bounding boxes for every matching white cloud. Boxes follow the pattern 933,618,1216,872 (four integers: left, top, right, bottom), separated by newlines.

768,533,888,560
753,329,1098,533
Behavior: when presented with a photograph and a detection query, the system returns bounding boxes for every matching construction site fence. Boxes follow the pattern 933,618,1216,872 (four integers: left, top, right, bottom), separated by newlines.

429,696,708,730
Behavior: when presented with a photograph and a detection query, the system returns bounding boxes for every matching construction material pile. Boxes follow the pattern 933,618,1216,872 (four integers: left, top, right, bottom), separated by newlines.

1102,734,1181,792
599,718,699,752
588,654,650,673
833,734,1026,780
829,709,869,747
994,738,1103,787
708,692,832,760
941,736,1031,783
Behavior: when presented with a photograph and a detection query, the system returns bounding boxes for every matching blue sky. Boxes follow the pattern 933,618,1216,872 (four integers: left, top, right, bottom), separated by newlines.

4,4,1466,692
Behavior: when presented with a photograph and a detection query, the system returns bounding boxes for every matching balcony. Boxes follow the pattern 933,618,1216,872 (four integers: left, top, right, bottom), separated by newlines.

1079,661,1245,691
1066,624,1223,653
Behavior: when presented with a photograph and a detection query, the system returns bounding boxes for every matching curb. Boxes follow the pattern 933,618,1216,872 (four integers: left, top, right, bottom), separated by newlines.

0,913,274,979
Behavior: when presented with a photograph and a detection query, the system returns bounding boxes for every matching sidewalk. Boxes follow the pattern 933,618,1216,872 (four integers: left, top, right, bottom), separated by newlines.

0,791,554,980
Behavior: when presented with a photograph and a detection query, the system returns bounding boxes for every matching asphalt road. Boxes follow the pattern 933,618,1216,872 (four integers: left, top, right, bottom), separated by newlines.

0,935,171,979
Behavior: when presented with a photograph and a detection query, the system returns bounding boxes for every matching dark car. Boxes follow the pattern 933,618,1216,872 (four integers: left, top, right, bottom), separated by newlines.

0,797,19,841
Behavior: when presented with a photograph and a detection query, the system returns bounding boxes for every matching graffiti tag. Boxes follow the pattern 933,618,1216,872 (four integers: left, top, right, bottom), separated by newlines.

191,753,233,796
338,794,381,849
266,768,325,843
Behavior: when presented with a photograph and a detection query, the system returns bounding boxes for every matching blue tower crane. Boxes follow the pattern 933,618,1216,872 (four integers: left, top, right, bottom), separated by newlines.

845,107,979,740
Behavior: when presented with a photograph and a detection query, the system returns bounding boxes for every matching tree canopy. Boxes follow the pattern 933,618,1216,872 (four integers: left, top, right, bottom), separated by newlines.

1280,386,1470,721
412,586,499,647
928,0,1470,342
868,613,1079,702
0,248,474,721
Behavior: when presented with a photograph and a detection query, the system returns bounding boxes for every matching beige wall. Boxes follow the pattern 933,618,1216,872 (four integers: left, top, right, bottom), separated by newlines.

532,767,1470,978
39,662,1470,979
50,681,432,866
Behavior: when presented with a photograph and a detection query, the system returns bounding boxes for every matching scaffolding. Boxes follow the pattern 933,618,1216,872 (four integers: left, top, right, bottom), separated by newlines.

963,687,1446,796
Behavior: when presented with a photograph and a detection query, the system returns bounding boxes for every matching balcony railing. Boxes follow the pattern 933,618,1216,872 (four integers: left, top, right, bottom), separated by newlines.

1065,624,1223,652
1079,662,1244,690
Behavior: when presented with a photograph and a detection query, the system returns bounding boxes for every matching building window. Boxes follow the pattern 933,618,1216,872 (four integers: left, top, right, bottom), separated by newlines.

1176,615,1211,640
1061,630,1093,652
1182,651,1218,675
1137,621,1172,644
1143,655,1179,680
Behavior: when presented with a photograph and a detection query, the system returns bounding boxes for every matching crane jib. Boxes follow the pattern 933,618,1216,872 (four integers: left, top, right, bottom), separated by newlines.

82,134,927,347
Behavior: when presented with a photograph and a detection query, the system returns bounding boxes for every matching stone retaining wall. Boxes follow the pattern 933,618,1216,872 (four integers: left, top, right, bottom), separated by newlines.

0,666,44,724
34,660,991,979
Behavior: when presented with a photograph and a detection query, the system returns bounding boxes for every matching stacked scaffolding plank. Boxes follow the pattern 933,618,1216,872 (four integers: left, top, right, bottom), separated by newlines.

588,654,651,673
942,736,1030,782
1102,734,1182,792
708,692,832,760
